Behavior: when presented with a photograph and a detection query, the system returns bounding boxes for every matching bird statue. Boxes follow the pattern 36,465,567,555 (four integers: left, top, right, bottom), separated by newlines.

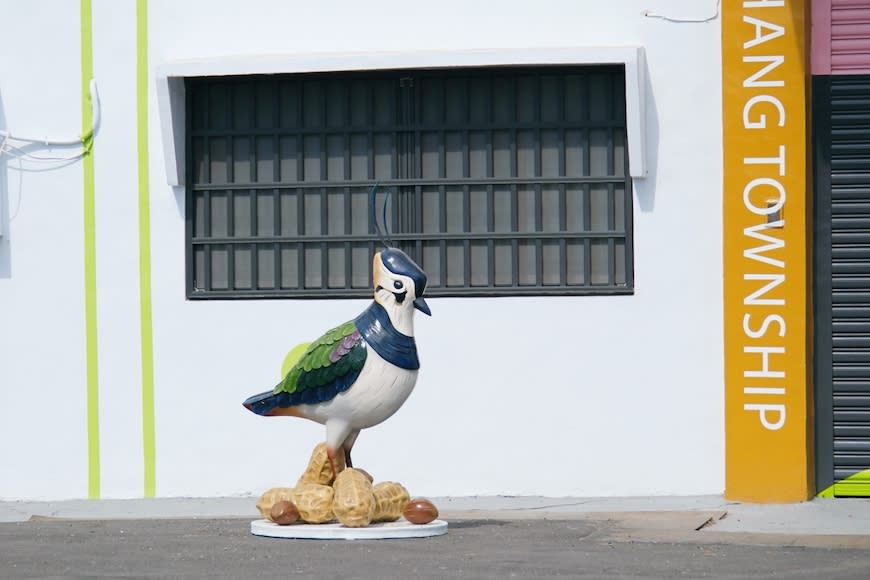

243,186,431,477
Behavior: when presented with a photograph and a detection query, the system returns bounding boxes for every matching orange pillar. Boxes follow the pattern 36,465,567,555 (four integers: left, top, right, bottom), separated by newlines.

722,0,813,501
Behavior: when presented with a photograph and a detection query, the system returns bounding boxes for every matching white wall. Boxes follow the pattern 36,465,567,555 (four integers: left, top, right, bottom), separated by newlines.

0,0,90,500
0,0,723,500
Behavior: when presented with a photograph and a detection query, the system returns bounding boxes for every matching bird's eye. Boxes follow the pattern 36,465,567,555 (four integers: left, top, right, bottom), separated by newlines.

393,280,403,290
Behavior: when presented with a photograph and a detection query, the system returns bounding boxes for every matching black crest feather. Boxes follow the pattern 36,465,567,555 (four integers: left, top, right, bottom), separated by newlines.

368,182,393,248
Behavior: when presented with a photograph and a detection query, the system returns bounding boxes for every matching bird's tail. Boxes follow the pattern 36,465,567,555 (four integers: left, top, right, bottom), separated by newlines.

242,390,286,416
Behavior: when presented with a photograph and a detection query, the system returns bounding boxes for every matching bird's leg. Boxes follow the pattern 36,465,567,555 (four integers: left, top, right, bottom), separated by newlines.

326,446,342,479
325,419,353,479
342,429,361,470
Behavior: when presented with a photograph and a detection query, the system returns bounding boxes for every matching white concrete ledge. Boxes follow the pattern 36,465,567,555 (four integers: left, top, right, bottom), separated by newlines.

2,494,719,523
8,495,870,537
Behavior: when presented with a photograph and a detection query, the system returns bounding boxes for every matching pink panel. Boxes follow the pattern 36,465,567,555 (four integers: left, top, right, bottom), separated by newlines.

831,1,870,74
832,53,870,71
832,37,870,50
813,0,833,74
832,22,870,34
833,7,870,20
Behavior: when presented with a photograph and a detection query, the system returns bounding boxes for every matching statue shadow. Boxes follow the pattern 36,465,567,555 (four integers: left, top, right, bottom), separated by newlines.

445,519,510,530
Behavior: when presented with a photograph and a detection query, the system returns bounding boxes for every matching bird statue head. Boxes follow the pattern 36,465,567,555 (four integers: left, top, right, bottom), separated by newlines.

373,247,431,319
368,184,431,331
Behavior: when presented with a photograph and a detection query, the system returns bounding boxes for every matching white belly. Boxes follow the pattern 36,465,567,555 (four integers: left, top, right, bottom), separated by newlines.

296,348,418,429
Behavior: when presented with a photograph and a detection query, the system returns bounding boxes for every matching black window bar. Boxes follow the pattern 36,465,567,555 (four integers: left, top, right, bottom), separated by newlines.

186,66,633,299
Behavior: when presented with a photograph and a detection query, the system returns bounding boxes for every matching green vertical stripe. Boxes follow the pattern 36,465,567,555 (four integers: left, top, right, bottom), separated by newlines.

80,0,100,500
137,0,156,498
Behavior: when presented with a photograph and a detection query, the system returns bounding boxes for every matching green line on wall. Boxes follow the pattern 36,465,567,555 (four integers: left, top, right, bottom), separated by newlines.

137,0,157,498
81,0,100,500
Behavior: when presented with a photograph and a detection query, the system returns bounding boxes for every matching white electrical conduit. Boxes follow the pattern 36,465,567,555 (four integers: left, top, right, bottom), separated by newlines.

0,79,100,162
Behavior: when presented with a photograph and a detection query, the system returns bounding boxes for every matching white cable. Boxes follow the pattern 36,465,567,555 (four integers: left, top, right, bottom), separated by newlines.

2,141,89,163
7,156,25,224
0,79,100,146
642,0,720,23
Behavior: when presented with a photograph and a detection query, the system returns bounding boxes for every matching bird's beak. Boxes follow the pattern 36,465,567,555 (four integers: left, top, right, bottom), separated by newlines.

413,297,432,316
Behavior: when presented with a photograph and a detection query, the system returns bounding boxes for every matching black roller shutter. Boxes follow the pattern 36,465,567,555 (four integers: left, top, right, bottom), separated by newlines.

815,74,870,496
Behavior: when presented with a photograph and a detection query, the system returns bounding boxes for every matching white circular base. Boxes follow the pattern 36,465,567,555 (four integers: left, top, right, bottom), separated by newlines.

250,518,448,540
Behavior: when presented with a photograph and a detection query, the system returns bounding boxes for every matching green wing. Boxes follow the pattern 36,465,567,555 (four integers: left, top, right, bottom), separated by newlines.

272,320,367,406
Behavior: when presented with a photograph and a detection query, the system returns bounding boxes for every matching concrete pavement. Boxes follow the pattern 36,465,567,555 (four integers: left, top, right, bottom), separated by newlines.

3,517,870,579
2,496,870,578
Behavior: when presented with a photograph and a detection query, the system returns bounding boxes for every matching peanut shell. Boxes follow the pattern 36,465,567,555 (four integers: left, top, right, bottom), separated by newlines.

332,468,375,527
297,442,345,486
372,482,410,523
294,483,335,523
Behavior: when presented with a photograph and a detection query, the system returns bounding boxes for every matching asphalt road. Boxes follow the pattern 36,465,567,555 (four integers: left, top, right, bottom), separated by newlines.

3,518,870,579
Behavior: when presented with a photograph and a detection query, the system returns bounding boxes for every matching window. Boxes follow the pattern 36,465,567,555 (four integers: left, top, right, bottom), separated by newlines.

186,66,633,298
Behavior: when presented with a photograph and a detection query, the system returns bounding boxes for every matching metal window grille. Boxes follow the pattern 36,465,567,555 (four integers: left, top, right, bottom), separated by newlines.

186,66,633,298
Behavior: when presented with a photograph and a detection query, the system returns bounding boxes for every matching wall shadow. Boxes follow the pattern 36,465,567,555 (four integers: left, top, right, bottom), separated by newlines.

0,91,11,278
635,61,659,214
173,184,185,218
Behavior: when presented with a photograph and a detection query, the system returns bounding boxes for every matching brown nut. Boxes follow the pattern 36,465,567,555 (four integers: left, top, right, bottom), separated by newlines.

270,500,300,525
403,498,439,525
355,468,375,484
256,487,296,519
